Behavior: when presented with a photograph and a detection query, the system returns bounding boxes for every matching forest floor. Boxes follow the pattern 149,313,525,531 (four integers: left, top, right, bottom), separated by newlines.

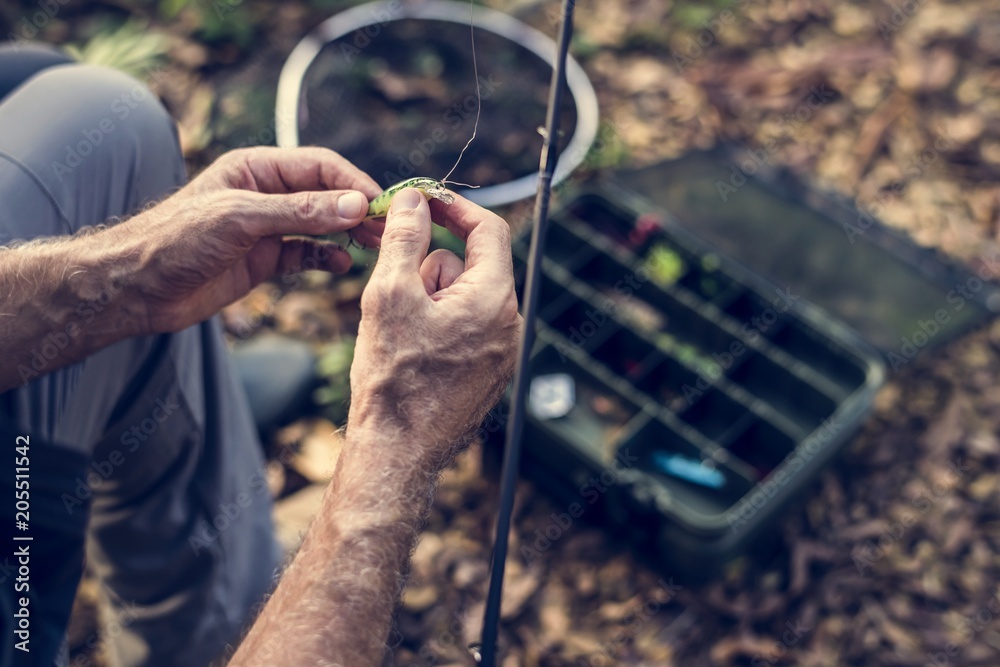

5,0,1000,664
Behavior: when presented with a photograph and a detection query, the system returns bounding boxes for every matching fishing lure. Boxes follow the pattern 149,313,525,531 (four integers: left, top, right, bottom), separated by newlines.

362,176,456,221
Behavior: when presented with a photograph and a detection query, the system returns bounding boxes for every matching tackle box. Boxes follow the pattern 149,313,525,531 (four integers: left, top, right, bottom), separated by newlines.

497,147,1000,576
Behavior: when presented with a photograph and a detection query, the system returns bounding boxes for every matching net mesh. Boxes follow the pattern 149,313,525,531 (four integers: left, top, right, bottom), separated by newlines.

295,17,579,194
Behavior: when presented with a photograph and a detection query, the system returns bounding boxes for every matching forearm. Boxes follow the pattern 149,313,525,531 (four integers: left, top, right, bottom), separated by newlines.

0,225,148,392
231,187,518,664
230,421,442,666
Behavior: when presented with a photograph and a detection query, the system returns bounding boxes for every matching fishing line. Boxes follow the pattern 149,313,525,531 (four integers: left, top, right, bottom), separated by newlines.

441,0,481,189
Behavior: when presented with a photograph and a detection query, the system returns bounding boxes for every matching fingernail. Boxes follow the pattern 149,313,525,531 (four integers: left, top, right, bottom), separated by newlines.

337,191,368,219
392,188,423,211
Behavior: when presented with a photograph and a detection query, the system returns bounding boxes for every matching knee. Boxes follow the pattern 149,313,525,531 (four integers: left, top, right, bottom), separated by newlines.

13,63,186,213
30,64,179,158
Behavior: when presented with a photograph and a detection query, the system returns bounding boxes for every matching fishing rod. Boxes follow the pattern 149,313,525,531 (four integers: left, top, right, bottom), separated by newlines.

476,0,577,663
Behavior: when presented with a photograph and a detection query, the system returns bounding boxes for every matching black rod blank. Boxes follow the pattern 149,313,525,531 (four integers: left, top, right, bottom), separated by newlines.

477,0,578,663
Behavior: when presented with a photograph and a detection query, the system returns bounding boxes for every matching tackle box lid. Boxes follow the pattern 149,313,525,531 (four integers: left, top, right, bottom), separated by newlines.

606,147,1000,357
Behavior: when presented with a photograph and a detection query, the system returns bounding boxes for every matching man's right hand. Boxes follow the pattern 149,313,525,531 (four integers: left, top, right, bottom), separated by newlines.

235,188,521,667
348,188,522,471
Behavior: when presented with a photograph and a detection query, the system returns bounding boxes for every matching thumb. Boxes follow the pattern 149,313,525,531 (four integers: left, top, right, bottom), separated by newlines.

372,188,432,277
232,189,370,238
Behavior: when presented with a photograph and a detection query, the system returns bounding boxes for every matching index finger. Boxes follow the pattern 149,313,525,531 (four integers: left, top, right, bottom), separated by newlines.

428,193,513,286
227,146,382,198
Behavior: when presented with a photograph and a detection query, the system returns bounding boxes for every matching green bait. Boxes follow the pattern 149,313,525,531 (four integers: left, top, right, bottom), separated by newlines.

363,177,455,221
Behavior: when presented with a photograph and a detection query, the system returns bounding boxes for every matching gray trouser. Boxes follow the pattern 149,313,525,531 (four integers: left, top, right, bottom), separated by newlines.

0,47,281,666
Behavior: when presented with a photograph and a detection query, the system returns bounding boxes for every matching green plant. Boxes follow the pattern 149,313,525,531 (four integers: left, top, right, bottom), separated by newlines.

314,336,356,424
65,19,169,80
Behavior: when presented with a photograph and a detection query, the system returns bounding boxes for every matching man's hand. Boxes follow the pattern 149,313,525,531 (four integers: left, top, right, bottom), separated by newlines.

231,189,521,666
114,146,382,334
0,146,381,391
348,187,522,469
